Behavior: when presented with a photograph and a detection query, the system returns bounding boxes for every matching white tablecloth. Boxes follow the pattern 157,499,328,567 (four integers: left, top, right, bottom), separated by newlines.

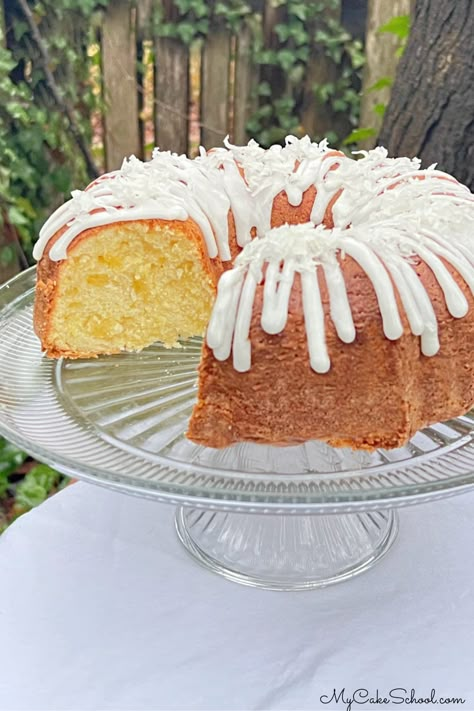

0,482,473,711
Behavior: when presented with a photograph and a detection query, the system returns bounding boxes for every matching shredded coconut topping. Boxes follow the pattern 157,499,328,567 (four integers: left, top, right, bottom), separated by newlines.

34,134,474,368
207,219,474,372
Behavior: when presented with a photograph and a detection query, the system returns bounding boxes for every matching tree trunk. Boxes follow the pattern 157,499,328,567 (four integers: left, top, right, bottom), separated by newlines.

379,0,474,190
358,0,412,150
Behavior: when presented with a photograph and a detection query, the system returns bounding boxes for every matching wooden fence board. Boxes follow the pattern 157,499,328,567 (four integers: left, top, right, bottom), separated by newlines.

200,28,231,148
261,0,287,100
301,47,340,139
300,5,349,141
233,23,254,144
136,0,154,41
101,0,141,169
136,0,154,153
154,37,189,154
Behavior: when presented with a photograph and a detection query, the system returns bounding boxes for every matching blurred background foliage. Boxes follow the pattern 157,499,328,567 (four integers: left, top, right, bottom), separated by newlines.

0,0,411,527
0,0,411,271
0,438,69,532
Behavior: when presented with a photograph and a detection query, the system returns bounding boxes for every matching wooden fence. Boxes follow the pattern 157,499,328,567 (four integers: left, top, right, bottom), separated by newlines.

101,0,265,169
99,0,361,170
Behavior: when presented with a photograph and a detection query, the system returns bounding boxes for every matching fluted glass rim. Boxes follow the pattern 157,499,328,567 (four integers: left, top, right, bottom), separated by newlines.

1,267,473,513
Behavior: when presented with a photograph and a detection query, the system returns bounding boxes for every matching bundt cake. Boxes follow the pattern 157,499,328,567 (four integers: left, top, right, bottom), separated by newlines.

188,222,474,449
33,136,474,450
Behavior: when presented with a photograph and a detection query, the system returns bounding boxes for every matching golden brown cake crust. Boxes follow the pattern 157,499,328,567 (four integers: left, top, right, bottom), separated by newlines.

270,151,343,230
33,144,474,452
187,257,474,450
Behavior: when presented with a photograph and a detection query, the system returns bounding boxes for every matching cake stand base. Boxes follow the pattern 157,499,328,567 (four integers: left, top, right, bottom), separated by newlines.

176,508,399,590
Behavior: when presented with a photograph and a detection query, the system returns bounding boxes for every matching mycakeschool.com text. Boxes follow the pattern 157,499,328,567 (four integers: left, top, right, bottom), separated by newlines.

319,688,466,711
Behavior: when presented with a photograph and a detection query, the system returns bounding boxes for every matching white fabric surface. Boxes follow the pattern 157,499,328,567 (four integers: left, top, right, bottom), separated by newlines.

0,482,473,711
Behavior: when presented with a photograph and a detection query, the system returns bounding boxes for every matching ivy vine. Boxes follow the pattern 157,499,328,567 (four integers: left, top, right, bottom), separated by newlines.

153,0,253,42
1,0,366,268
248,0,364,147
0,0,106,262
153,0,364,148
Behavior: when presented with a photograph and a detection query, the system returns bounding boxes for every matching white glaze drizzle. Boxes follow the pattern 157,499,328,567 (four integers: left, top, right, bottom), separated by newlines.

34,135,474,275
322,259,356,343
301,268,330,373
206,222,474,373
232,268,259,372
34,135,341,261
212,136,343,237
33,136,474,368
261,259,295,334
33,153,231,261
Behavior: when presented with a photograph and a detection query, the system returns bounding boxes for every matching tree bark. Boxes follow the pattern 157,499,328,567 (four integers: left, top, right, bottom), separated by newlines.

379,0,474,190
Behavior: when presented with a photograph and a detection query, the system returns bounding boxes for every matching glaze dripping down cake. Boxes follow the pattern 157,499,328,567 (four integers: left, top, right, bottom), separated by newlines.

188,222,474,449
33,136,474,450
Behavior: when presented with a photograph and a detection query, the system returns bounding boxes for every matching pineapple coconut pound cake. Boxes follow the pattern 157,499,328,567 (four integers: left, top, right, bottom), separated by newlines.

33,136,474,450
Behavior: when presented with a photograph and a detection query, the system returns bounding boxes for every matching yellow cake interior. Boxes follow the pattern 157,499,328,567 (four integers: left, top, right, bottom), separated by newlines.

47,221,216,356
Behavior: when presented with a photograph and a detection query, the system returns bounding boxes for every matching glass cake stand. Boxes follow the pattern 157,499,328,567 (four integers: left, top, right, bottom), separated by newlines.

1,268,474,590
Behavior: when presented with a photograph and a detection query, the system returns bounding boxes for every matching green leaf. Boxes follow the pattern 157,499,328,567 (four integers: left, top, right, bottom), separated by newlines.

332,97,348,112
367,77,393,93
313,82,335,102
7,205,30,227
50,166,72,194
5,101,28,122
257,49,277,65
294,46,309,62
274,23,290,42
277,48,296,72
274,96,295,112
177,23,197,44
0,439,28,483
290,3,307,21
12,20,29,42
14,197,37,220
373,102,386,117
0,246,17,267
343,127,377,145
15,464,61,510
378,14,410,40
257,81,272,97
288,64,304,84
0,474,9,498
256,104,273,119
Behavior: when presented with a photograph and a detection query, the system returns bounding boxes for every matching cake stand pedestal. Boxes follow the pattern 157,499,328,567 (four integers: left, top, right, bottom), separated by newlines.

176,508,398,590
1,269,473,590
